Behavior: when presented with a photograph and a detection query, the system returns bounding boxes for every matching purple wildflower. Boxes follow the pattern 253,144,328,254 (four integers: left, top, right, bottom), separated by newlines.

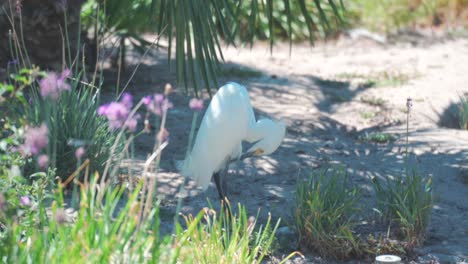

37,154,49,169
15,0,22,14
142,96,152,105
189,98,204,111
121,93,133,109
144,93,173,116
125,115,140,132
98,93,139,132
20,196,31,206
21,123,48,156
75,147,85,160
39,69,71,100
61,68,71,79
155,94,164,104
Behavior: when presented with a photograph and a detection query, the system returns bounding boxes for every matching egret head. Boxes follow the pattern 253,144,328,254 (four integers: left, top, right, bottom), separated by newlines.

246,119,286,157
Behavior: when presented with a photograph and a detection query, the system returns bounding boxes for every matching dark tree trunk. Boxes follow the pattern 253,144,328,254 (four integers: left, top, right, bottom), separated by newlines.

0,0,86,71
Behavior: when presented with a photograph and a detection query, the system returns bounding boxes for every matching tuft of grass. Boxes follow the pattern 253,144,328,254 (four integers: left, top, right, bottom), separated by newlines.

458,94,468,130
372,170,433,245
360,96,386,107
359,132,396,143
178,202,287,263
293,167,363,260
360,111,376,119
336,71,411,88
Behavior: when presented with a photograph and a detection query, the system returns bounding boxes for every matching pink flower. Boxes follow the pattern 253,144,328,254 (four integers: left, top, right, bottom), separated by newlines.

189,98,204,111
121,93,133,109
21,124,48,156
60,68,71,79
142,96,152,105
75,147,85,159
144,93,173,116
20,196,31,206
98,93,139,132
37,154,49,169
39,70,71,100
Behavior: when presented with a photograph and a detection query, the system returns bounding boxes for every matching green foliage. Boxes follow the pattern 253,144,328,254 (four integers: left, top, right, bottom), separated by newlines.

360,111,376,119
359,132,396,143
336,71,411,88
372,171,433,244
1,176,157,263
458,94,468,130
81,0,345,95
0,174,288,263
25,71,116,181
178,203,283,263
360,96,386,107
293,167,363,260
234,0,345,43
346,0,468,33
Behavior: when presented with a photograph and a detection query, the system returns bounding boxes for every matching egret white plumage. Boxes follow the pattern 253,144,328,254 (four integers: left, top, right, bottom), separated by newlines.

181,82,286,199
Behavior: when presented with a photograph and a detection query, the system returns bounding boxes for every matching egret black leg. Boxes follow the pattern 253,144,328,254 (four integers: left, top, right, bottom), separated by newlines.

213,172,225,199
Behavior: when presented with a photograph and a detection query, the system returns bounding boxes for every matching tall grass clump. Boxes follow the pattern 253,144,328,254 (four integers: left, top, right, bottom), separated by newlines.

293,167,362,260
24,70,116,181
176,202,287,263
372,171,433,245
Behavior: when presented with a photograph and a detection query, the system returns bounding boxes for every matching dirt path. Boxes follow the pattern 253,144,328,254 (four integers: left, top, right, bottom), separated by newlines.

107,36,468,263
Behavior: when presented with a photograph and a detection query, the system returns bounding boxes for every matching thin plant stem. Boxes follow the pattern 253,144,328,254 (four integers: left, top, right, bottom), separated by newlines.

63,8,72,68
17,7,32,68
184,112,199,160
117,26,167,99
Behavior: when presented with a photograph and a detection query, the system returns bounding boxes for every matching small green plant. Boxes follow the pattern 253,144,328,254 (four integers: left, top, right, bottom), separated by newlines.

336,71,411,88
360,111,376,119
359,132,396,143
360,96,386,107
293,167,362,260
458,94,468,130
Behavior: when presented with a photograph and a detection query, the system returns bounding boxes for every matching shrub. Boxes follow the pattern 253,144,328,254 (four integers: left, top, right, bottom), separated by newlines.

293,167,362,260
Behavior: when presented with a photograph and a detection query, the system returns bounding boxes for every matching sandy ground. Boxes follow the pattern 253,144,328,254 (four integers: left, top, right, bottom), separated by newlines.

102,35,468,263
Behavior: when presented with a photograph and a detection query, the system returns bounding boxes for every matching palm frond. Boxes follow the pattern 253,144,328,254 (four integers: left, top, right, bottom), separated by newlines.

82,0,346,95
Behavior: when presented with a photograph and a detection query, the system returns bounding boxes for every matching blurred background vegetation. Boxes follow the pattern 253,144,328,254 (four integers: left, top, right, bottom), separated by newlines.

1,0,467,93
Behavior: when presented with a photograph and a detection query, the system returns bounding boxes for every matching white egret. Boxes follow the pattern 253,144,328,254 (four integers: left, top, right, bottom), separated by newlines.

181,82,286,199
